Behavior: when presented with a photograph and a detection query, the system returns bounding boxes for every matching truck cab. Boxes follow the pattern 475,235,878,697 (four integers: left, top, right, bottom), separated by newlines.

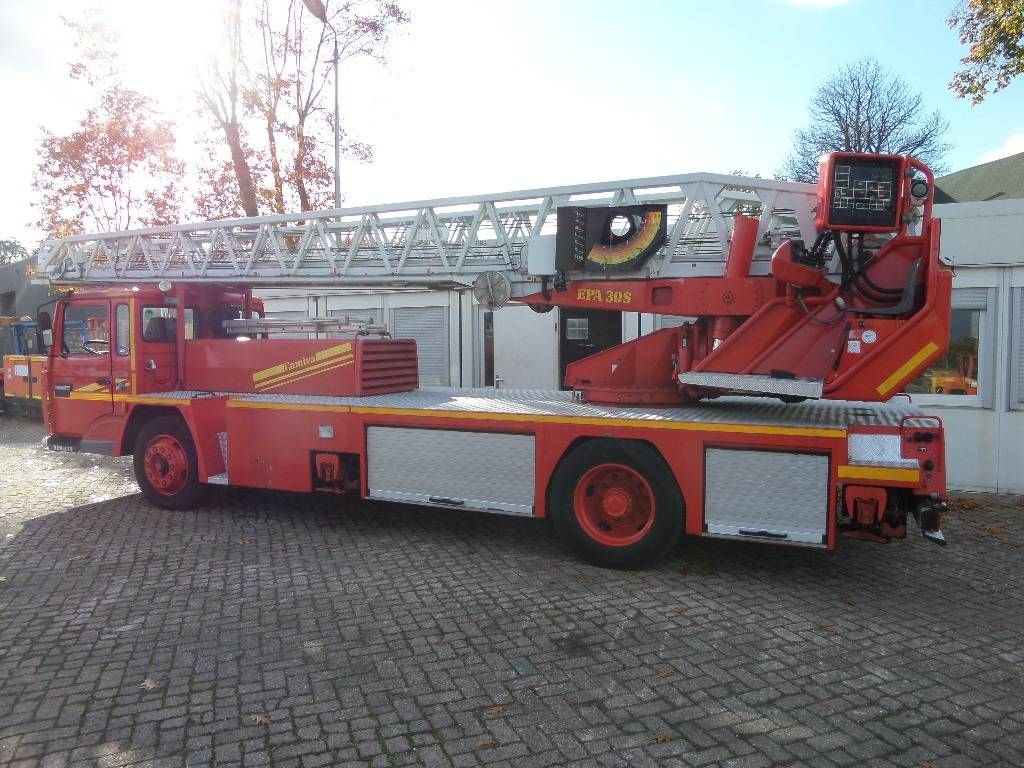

40,285,259,450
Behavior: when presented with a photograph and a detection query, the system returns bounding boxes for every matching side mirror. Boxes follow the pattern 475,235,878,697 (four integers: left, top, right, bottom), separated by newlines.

37,311,52,331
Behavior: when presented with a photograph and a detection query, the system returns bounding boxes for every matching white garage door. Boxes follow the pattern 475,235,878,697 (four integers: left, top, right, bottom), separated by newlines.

392,306,450,386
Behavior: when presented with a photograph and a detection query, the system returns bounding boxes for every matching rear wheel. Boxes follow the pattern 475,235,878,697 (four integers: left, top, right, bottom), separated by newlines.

133,415,209,510
549,440,683,569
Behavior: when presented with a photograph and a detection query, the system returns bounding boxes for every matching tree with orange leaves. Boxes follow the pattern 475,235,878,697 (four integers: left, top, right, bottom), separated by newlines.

32,11,185,238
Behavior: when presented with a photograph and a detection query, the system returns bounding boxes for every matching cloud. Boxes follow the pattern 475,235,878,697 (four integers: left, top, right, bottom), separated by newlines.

980,134,1024,163
785,0,850,7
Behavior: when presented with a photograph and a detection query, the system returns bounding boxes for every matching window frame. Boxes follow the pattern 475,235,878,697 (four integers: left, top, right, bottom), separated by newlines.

565,317,589,341
1010,286,1024,411
141,306,196,342
115,303,130,357
905,287,995,409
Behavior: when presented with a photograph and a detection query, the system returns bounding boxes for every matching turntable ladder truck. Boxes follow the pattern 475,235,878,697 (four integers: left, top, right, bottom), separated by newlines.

34,151,951,568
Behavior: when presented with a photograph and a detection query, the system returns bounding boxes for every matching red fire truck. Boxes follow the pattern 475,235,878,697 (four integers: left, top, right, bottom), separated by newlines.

34,152,950,568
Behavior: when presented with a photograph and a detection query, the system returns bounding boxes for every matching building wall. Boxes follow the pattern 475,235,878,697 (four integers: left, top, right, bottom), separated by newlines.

0,260,50,318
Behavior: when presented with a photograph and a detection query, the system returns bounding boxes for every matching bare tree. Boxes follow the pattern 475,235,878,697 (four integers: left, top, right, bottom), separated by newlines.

782,58,951,182
198,0,260,217
197,0,408,219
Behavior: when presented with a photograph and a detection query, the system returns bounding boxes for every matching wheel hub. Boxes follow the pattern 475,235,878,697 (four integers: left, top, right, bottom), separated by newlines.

143,435,188,495
600,489,630,519
573,463,655,547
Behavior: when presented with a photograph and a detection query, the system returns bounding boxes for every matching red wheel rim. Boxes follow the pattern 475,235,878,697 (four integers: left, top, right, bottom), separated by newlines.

573,463,655,547
143,435,189,496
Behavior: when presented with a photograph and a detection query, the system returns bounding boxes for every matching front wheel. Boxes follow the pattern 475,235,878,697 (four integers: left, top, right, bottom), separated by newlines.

133,415,209,510
549,440,683,569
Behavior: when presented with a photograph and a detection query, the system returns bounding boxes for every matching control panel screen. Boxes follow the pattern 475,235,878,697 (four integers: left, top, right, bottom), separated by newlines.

827,158,900,229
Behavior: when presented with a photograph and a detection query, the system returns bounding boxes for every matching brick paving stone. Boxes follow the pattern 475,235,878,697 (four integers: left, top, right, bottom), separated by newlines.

1,418,1023,767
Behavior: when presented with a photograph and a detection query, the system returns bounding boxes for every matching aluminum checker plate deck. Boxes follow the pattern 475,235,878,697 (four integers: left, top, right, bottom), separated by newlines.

218,387,924,430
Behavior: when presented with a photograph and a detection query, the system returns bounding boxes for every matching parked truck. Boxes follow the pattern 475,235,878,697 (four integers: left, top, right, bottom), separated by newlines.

1,318,45,416
32,152,950,568
2,317,87,417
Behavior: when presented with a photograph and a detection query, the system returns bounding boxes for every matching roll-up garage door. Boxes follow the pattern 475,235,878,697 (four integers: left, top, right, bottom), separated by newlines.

392,306,449,386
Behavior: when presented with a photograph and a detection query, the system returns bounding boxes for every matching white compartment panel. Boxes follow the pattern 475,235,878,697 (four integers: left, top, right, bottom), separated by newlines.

705,448,828,545
368,427,535,516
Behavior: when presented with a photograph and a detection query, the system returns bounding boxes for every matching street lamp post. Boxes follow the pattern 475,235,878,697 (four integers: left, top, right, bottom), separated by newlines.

330,36,341,210
301,0,341,210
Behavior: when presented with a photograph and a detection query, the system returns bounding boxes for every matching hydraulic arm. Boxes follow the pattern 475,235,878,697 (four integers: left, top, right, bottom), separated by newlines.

514,153,951,405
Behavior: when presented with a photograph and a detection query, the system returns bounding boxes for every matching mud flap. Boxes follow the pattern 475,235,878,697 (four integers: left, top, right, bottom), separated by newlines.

913,498,948,547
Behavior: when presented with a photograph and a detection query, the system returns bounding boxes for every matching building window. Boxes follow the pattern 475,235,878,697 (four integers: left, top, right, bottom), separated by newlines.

904,287,993,406
1011,287,1024,410
906,308,980,396
565,317,589,340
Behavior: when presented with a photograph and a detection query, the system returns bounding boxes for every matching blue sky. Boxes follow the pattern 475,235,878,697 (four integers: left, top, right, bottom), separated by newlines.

1,0,1021,245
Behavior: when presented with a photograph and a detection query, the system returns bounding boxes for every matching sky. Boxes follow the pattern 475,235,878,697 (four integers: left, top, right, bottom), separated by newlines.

1,0,1022,248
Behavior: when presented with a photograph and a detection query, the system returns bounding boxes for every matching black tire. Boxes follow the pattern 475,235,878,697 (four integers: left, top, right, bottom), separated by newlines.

548,440,683,569
133,415,210,511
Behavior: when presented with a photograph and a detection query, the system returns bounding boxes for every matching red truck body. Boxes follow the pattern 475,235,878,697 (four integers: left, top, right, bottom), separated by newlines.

34,153,951,567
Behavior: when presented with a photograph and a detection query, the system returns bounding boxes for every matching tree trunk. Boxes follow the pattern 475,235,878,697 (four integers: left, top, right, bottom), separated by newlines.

224,121,259,217
265,116,286,214
294,118,311,212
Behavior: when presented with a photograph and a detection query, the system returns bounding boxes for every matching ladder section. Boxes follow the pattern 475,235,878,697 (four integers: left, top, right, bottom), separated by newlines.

221,317,389,337
38,173,817,286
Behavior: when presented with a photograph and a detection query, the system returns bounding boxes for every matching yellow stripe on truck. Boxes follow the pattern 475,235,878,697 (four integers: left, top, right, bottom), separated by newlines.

876,342,939,397
252,343,353,384
837,465,920,483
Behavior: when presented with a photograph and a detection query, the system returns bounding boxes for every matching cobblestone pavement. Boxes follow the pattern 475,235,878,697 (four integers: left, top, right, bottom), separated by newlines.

1,418,1023,768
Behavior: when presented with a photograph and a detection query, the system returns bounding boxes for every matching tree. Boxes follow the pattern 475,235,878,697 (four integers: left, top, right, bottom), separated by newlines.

198,0,261,217
196,0,407,218
0,239,29,266
782,58,951,182
33,13,185,237
948,0,1024,104
34,88,185,237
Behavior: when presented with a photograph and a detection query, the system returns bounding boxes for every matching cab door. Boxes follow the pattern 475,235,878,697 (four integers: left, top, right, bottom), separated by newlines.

48,300,114,437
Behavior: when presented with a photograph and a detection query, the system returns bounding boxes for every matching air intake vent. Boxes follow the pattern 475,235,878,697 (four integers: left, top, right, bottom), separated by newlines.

356,339,419,395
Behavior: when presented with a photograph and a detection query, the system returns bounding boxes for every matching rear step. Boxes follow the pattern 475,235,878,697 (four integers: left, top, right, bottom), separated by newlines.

208,431,229,485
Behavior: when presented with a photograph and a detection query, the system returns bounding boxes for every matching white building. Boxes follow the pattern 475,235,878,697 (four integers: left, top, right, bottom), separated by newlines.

921,199,1024,492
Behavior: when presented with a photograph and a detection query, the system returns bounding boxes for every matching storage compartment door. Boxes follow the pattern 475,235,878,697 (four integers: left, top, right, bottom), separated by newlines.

367,427,535,516
704,448,828,545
